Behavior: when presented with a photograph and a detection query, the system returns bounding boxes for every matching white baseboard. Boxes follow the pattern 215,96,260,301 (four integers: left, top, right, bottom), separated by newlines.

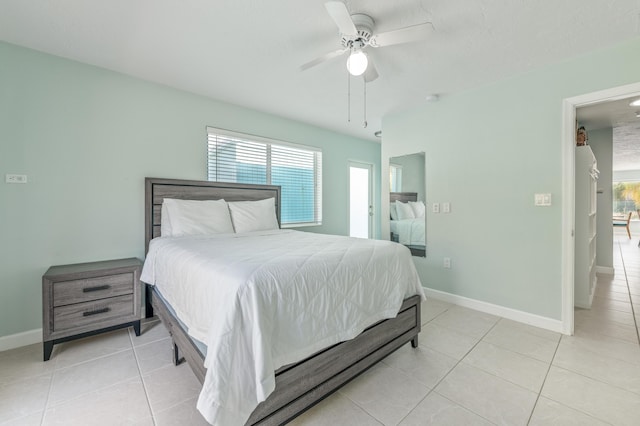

0,290,569,351
423,288,565,334
596,266,615,275
0,328,42,352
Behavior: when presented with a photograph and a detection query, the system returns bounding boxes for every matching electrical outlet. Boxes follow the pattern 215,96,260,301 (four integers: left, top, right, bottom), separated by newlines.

443,257,451,269
5,174,27,184
432,202,440,213
442,202,450,213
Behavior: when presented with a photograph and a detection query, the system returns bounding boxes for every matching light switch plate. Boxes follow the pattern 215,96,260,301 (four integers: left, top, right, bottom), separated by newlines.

535,193,551,206
442,202,450,213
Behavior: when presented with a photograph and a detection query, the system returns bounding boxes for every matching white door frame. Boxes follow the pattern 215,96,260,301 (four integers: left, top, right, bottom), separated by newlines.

561,81,640,335
348,161,374,238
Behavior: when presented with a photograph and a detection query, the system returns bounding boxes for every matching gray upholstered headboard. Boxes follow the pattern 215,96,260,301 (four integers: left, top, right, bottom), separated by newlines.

144,178,281,254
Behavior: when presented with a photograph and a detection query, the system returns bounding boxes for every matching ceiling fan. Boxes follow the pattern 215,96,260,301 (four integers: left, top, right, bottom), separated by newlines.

301,1,434,82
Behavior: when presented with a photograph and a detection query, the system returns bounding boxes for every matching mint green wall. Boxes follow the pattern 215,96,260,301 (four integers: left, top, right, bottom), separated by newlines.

0,42,381,338
382,37,640,320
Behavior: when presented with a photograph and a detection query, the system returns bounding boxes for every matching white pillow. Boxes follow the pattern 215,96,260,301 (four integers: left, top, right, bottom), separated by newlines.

228,198,279,233
160,201,173,236
409,201,426,218
390,203,398,221
395,200,415,220
162,198,234,236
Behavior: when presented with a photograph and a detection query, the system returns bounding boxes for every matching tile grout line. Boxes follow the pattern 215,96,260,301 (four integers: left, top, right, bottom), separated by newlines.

129,327,157,426
456,317,543,426
525,330,562,426
526,323,619,425
420,309,614,425
617,240,640,345
391,307,455,426
431,316,502,425
341,305,459,426
38,331,151,424
334,392,384,426
434,317,510,424
395,313,503,426
51,347,132,371
38,352,58,426
130,328,201,422
528,238,639,425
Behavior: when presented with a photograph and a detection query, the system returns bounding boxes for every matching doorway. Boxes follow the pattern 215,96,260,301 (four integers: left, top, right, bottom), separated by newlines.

349,162,373,238
562,81,640,335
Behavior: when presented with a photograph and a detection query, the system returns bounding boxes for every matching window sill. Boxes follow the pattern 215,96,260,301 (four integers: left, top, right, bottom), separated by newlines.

282,222,322,229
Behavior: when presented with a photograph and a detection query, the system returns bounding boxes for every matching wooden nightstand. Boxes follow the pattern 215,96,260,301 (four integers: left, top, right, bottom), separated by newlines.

42,258,142,361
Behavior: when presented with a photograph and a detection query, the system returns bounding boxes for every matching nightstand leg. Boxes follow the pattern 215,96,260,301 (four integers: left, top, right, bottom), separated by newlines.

133,320,141,336
43,340,54,361
411,335,419,348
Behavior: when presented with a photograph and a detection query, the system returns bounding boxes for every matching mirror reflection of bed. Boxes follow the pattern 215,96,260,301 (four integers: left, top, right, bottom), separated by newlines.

390,192,426,257
389,152,426,257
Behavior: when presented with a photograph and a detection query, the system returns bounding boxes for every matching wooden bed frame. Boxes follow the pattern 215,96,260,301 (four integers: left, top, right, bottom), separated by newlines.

144,178,422,425
390,192,426,257
390,191,418,204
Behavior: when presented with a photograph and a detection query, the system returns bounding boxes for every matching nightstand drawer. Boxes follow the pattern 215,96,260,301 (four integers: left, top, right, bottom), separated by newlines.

53,294,135,332
52,273,134,307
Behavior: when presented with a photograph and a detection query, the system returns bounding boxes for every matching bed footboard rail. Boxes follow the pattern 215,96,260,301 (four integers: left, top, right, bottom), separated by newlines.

147,284,421,426
250,295,421,425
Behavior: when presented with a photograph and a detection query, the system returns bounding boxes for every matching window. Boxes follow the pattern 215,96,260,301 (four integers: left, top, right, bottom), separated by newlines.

207,127,322,226
613,181,640,218
389,163,403,192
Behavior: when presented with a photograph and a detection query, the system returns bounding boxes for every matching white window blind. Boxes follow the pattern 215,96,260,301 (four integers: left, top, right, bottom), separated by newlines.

207,127,322,227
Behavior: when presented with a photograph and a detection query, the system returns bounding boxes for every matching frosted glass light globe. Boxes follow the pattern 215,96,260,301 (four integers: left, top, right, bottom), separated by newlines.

346,51,368,76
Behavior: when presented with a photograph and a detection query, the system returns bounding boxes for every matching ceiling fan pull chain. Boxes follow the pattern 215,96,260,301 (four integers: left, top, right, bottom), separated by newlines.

363,79,368,128
347,72,351,123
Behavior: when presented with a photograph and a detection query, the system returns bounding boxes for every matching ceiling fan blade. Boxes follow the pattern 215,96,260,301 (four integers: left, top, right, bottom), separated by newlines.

325,1,358,36
369,22,434,47
300,48,348,71
363,59,379,83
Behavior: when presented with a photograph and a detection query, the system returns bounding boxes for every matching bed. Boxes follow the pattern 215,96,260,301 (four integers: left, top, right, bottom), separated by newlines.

390,192,426,257
142,178,425,425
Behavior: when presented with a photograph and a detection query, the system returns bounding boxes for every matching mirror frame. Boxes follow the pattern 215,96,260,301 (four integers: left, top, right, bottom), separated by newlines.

389,152,426,257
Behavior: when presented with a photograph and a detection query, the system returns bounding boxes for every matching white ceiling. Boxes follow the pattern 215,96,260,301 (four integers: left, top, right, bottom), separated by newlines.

1,0,640,142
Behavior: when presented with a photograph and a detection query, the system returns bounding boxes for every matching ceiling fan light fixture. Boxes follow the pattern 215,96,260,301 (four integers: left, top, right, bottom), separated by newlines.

346,50,368,76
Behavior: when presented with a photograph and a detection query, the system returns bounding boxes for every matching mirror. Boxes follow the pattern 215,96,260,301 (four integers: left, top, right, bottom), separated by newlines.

389,153,426,257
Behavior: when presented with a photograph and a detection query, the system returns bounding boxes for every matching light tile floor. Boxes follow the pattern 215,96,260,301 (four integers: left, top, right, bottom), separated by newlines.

1,232,639,425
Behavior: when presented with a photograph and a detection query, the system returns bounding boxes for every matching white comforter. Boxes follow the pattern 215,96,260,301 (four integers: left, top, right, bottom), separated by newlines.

141,230,424,426
391,218,425,246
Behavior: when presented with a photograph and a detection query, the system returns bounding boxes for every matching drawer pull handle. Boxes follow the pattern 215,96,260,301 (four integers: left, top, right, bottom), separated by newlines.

83,307,110,317
83,285,110,293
